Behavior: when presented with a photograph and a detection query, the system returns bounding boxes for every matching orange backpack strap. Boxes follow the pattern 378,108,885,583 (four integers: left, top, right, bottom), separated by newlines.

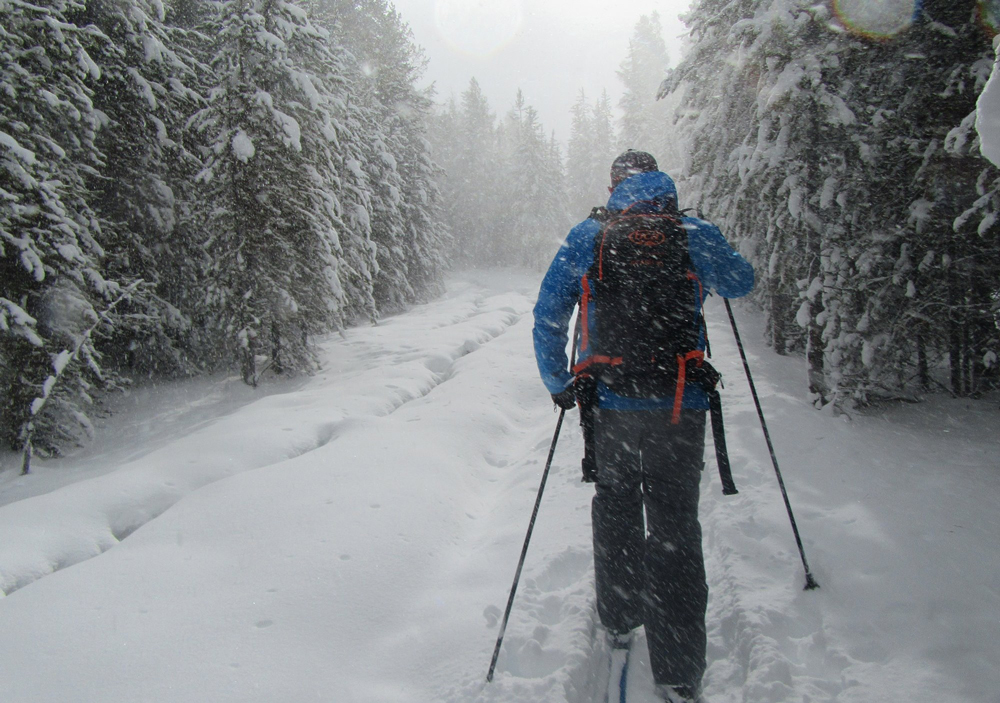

580,275,592,352
572,355,623,376
672,350,706,424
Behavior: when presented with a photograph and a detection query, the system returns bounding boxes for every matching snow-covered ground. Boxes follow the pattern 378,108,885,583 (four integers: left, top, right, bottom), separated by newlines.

0,271,997,703
977,37,1000,168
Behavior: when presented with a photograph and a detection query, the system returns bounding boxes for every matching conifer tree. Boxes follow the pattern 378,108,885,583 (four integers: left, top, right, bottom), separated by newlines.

565,90,620,217
1,0,457,453
318,0,448,310
0,0,122,454
670,0,1000,405
435,77,498,265
566,89,596,217
884,0,1000,395
618,13,672,159
395,89,450,301
499,92,569,267
70,0,204,377
191,0,369,385
590,90,618,193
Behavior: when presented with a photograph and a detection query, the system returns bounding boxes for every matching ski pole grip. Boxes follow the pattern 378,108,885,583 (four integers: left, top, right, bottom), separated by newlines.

708,390,738,495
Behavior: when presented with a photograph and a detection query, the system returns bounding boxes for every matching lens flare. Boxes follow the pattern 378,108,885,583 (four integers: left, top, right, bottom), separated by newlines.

978,0,1000,37
433,0,523,59
832,0,920,41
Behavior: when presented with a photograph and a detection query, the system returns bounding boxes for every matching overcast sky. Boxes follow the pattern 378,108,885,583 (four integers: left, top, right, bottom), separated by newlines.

390,0,696,142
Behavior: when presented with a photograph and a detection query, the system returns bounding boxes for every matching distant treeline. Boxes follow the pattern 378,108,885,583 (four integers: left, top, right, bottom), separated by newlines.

428,14,677,269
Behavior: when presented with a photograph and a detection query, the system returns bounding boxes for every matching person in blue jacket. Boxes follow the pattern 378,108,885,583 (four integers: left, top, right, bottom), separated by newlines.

532,150,754,703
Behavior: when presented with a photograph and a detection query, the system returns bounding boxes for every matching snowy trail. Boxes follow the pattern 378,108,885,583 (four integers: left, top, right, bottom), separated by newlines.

0,276,526,596
1,272,998,703
690,298,1000,703
0,271,599,702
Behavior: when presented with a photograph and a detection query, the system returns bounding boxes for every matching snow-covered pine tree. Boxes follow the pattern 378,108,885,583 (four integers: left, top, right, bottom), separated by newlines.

668,1,837,364
395,88,450,302
722,4,870,405
190,0,369,385
590,90,618,192
566,89,597,217
565,89,618,217
316,0,409,314
0,0,125,455
431,77,499,266
670,0,1000,405
426,95,461,251
155,0,222,367
68,0,204,378
947,130,1000,391
320,0,448,311
665,0,758,229
885,0,1000,396
668,1,865,404
457,77,500,266
817,0,998,400
543,129,571,258
617,13,674,163
498,91,569,268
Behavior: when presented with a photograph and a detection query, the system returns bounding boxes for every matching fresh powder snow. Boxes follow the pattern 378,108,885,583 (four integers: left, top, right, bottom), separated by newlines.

0,271,997,703
977,38,1000,168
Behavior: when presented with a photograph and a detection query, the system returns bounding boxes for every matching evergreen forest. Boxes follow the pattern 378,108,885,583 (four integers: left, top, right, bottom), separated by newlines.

1,0,449,465
3,0,999,464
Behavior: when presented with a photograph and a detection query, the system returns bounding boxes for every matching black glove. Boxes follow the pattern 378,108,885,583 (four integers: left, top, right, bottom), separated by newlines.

551,387,577,410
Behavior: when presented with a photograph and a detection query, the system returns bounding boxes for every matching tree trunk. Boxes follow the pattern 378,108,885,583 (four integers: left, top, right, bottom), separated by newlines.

241,346,257,388
948,317,963,396
917,335,929,390
271,321,284,375
806,308,828,405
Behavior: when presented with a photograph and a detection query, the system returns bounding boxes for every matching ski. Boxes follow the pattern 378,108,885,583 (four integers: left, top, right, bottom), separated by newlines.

605,641,631,703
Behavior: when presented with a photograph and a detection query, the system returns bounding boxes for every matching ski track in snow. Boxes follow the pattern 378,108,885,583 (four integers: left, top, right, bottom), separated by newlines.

0,277,525,597
1,273,997,703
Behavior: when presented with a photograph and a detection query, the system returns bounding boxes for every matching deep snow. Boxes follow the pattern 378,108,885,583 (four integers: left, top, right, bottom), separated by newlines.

1,271,997,703
978,37,1000,168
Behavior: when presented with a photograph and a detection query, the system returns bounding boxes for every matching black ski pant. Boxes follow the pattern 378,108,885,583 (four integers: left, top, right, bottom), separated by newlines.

591,407,708,689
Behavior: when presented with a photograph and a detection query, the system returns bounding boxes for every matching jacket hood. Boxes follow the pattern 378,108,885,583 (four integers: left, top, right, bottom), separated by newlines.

606,171,678,212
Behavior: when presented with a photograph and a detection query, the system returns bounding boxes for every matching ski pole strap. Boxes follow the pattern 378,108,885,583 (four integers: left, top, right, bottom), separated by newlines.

708,389,738,495
569,311,597,483
679,358,733,492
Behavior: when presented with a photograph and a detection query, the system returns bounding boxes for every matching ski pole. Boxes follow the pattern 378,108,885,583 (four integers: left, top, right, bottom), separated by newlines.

724,299,820,591
707,389,738,495
486,409,566,682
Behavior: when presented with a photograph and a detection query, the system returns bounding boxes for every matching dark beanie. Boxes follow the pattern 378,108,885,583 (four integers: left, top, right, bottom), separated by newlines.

610,149,658,187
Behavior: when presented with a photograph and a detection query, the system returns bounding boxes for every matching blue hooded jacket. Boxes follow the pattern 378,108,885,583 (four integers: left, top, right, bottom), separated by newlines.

532,171,755,411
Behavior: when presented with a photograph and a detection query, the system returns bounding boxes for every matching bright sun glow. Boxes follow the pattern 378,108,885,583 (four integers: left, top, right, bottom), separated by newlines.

980,0,1000,36
832,0,918,40
433,0,523,58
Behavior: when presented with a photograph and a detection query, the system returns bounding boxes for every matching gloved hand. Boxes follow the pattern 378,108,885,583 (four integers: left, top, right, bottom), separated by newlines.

551,387,577,410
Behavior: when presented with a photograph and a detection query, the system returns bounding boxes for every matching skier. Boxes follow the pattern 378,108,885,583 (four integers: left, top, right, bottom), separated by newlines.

532,150,754,703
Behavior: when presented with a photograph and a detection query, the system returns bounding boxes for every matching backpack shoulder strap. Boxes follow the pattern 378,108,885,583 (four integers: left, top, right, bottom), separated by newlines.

589,206,611,223
679,206,708,219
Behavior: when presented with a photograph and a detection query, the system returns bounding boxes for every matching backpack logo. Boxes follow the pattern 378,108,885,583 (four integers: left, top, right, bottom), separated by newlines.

628,229,666,247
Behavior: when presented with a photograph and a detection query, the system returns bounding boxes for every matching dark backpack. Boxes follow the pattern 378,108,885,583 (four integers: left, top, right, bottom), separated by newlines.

573,203,708,404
